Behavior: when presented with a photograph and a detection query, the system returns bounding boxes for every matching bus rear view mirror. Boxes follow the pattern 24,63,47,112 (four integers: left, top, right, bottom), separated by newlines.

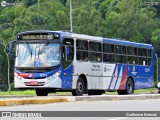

9,40,16,58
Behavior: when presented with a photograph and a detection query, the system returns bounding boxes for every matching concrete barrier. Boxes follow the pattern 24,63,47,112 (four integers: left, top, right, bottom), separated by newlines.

0,97,68,106
75,94,160,101
0,94,160,106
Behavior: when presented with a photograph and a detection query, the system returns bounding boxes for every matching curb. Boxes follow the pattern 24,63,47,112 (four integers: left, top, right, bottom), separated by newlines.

0,98,68,106
75,94,160,101
0,95,34,99
1,94,160,106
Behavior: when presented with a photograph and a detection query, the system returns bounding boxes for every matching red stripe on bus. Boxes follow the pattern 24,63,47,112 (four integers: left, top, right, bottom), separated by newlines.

119,66,128,90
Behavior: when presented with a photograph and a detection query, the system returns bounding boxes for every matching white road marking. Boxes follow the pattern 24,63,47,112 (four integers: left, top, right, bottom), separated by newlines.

106,117,128,120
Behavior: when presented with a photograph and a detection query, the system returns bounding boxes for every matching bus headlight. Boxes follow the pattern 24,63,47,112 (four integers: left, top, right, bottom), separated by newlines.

53,71,61,78
14,72,23,80
47,71,61,80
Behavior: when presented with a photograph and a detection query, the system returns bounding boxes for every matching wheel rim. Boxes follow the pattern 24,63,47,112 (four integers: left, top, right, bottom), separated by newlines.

127,81,133,94
77,82,83,94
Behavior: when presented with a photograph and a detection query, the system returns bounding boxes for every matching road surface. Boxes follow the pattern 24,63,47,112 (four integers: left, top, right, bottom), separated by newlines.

0,99,160,111
0,99,160,120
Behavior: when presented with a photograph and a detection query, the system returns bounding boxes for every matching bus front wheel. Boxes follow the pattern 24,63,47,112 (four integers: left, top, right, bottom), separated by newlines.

35,88,48,96
72,77,84,96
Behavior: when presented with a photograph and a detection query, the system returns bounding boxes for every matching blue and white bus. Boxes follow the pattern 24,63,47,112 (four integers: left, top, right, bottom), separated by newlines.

10,30,154,96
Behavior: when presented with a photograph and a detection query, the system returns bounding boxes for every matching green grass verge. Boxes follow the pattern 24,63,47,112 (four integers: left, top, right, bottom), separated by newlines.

0,90,36,96
105,87,158,95
0,88,158,96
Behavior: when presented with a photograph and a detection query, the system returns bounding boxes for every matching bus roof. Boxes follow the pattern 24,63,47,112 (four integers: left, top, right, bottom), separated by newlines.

17,30,153,49
103,38,153,49
59,31,153,49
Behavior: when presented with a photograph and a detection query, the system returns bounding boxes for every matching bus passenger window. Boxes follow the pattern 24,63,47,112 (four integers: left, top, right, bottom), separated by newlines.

116,55,126,64
148,58,151,66
103,54,115,63
103,44,114,53
128,56,137,64
138,48,147,66
89,41,102,62
138,57,146,66
76,39,88,61
90,52,102,62
116,45,126,54
76,51,88,61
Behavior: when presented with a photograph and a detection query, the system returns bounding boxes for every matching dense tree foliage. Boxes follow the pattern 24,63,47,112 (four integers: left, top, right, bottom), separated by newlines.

0,0,160,89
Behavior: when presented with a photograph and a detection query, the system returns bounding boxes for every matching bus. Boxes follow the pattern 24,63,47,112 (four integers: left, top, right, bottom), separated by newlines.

10,30,154,96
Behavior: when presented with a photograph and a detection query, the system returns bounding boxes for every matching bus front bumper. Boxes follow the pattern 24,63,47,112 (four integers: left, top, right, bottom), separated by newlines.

14,77,62,88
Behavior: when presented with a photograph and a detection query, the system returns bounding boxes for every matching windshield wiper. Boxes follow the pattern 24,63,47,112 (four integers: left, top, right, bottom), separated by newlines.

38,41,49,55
24,41,32,59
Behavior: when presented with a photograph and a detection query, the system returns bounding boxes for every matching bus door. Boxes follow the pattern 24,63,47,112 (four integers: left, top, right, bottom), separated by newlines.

62,38,74,89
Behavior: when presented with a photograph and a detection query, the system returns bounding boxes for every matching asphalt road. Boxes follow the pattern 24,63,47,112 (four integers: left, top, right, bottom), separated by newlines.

0,99,160,120
0,99,160,111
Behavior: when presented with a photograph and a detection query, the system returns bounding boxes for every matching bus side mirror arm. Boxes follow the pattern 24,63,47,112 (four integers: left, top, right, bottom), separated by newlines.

9,40,16,58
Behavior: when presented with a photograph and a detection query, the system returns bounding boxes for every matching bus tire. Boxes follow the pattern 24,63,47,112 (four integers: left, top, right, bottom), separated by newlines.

126,78,134,94
118,78,134,95
35,88,48,96
72,77,84,96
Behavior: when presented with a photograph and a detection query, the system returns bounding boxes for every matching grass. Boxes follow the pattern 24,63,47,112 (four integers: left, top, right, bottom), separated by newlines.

0,90,36,96
0,87,158,96
134,87,157,94
105,87,158,95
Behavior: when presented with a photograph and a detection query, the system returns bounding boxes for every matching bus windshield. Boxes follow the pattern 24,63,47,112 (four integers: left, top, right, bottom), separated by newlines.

15,43,61,67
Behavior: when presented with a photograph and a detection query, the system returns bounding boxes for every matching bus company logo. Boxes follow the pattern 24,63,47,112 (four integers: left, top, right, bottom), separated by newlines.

131,71,137,75
1,1,21,7
145,68,150,73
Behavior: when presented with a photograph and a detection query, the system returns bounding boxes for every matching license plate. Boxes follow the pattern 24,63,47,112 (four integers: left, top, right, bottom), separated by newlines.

30,81,38,85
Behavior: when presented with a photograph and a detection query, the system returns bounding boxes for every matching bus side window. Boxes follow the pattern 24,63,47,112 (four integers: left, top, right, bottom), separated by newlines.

62,38,74,69
76,39,88,61
89,41,102,62
115,45,126,64
138,48,147,66
127,47,137,65
103,43,115,63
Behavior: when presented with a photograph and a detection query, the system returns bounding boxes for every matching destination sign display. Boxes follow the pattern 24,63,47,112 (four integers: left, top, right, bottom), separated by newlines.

17,33,60,40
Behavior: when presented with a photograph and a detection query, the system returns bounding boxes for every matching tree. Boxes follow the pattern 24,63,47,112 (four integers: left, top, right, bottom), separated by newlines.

0,40,11,93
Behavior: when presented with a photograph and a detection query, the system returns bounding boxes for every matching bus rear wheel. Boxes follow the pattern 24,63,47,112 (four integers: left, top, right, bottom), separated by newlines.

35,88,48,96
117,78,134,95
72,77,84,96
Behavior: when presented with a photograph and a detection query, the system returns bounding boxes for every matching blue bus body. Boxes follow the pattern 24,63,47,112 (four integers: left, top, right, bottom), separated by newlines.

11,30,154,96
